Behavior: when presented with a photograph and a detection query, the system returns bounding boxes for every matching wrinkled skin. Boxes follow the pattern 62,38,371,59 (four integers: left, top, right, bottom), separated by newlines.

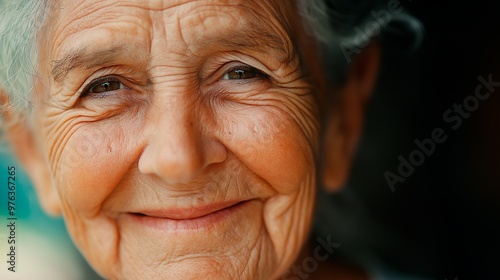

32,0,320,279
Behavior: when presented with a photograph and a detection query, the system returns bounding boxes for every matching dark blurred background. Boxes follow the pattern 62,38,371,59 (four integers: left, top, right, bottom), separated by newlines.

315,0,500,279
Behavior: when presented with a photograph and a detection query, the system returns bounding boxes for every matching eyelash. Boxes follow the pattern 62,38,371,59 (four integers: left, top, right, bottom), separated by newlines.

80,76,126,98
219,65,268,81
80,64,267,98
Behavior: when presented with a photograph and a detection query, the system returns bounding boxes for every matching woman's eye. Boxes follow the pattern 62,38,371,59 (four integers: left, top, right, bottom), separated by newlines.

91,80,122,93
222,66,264,80
82,77,125,97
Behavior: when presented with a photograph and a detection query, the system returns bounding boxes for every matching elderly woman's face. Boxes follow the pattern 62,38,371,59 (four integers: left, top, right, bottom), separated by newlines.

33,0,320,279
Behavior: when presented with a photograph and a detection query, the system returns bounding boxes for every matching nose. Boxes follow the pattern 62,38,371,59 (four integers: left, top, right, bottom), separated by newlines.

138,95,226,184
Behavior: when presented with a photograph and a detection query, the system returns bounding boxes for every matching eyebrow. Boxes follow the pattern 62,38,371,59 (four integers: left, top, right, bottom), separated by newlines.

50,29,291,83
51,46,126,83
211,29,289,57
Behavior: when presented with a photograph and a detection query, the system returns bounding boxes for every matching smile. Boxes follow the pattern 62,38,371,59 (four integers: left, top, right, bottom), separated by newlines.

126,200,255,233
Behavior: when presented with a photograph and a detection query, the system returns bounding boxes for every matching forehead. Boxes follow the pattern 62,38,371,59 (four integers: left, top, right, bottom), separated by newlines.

46,0,297,69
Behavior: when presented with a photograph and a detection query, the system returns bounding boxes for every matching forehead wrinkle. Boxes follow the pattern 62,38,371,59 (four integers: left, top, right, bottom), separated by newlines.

206,28,288,60
49,0,296,84
237,1,296,60
51,45,132,83
169,1,295,60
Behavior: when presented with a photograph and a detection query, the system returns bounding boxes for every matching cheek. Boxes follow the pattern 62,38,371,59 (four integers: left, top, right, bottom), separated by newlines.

55,121,138,214
215,101,319,276
219,105,318,193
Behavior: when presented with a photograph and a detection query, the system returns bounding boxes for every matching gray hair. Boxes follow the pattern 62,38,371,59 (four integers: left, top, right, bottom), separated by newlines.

0,0,49,115
0,0,422,115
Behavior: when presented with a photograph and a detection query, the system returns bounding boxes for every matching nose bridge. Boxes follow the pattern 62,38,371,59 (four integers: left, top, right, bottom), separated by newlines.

157,94,200,154
140,91,205,184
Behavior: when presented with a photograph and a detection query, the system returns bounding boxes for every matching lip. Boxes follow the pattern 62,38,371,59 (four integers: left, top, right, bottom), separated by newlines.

132,200,245,220
125,199,254,233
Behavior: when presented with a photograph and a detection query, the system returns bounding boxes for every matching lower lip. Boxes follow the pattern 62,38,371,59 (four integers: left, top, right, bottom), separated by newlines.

126,200,254,233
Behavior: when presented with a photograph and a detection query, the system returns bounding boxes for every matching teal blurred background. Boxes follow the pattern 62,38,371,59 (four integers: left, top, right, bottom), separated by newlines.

0,145,103,280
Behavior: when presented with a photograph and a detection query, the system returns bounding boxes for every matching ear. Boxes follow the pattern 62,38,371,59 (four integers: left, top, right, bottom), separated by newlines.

321,41,380,192
1,89,61,216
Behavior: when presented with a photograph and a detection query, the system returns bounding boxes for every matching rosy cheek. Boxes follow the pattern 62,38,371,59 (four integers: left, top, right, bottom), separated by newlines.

56,123,133,213
221,108,314,194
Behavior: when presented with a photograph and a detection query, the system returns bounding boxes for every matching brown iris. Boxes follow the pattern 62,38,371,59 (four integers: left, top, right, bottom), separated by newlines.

90,80,122,93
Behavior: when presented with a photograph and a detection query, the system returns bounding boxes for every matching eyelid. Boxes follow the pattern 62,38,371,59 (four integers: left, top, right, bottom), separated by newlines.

80,75,127,98
219,64,266,80
201,60,266,82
